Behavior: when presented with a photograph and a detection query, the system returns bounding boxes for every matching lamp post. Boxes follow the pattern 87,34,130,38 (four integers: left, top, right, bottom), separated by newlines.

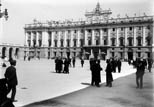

0,0,8,20
0,0,8,45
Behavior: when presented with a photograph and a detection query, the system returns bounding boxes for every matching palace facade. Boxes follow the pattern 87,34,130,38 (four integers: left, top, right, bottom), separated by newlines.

24,3,154,60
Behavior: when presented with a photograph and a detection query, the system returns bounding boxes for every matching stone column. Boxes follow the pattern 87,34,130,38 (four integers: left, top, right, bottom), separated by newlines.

143,26,146,46
116,28,119,46
64,30,67,47
152,23,154,61
71,30,74,47
107,28,111,46
84,29,88,46
58,31,61,47
92,29,95,45
133,51,136,60
31,32,34,47
77,30,80,47
51,31,55,47
42,31,48,47
36,32,39,46
100,29,103,45
133,27,137,46
124,27,128,46
0,18,3,45
25,32,29,46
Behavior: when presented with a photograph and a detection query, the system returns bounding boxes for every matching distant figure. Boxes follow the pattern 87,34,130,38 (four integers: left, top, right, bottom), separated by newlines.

5,60,18,102
81,58,84,67
117,59,122,73
72,57,76,68
111,58,116,73
105,59,113,87
148,58,153,73
136,58,145,89
63,58,70,74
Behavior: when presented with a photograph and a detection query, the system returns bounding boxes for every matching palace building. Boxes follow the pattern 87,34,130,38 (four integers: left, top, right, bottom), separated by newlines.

24,3,154,60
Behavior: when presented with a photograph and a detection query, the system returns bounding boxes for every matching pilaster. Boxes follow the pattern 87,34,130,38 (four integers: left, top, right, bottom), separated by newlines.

100,29,103,45
124,27,128,46
92,29,95,45
85,29,88,46
143,26,146,46
133,27,137,46
116,28,119,46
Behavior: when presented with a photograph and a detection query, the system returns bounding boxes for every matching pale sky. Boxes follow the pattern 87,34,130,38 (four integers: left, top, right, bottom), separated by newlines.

1,0,154,45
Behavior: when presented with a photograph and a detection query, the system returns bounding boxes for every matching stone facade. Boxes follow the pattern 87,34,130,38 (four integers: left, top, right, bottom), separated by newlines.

24,3,154,60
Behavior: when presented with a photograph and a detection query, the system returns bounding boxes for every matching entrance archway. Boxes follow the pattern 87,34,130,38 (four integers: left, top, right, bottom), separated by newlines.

15,48,19,58
9,48,13,60
2,47,6,58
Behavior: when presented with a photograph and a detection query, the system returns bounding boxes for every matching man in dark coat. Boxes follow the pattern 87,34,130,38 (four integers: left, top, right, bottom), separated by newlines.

4,60,18,102
81,58,84,67
72,57,76,68
63,58,70,74
136,58,145,89
117,59,122,73
105,59,113,87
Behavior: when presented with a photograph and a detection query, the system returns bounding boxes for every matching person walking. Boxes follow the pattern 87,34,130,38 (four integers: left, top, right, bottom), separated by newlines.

72,57,76,68
105,59,113,87
81,58,84,67
117,59,122,73
4,60,18,102
136,58,145,89
63,58,70,74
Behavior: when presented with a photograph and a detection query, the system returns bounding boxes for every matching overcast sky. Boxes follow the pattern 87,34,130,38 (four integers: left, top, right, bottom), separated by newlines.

1,0,154,45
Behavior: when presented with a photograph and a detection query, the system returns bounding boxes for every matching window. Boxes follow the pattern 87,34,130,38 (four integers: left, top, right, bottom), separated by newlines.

111,38,115,46
96,39,99,45
74,39,77,47
128,38,133,46
129,27,132,30
54,40,57,47
88,39,91,45
137,37,142,46
113,28,115,31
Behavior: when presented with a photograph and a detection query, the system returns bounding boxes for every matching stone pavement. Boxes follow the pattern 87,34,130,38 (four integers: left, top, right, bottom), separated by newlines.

12,59,137,107
23,68,154,107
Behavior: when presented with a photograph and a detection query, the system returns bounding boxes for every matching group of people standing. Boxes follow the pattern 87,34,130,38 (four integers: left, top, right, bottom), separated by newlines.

0,56,17,107
55,56,85,74
89,57,122,88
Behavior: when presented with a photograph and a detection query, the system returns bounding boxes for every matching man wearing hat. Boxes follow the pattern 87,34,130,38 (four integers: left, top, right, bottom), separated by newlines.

4,60,18,102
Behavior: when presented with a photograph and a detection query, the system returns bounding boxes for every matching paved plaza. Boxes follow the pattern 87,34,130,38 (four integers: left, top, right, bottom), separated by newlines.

10,59,137,107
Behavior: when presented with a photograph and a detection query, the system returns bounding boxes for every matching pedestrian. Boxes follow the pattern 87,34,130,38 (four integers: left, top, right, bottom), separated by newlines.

117,58,122,73
81,58,84,67
94,60,103,87
55,57,58,73
0,56,8,105
136,58,145,89
111,58,116,73
4,60,18,102
148,58,153,73
72,57,76,68
63,58,70,74
105,59,113,87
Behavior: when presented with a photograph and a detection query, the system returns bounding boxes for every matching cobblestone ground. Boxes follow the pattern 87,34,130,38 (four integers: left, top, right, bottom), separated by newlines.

11,59,136,107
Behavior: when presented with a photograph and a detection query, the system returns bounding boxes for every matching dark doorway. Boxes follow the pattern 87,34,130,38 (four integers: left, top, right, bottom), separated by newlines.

67,52,70,58
128,52,133,60
9,48,13,60
2,47,6,58
15,48,19,59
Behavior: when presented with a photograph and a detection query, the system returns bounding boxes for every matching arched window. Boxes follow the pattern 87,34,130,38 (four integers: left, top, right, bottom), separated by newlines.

111,38,116,46
137,36,142,46
128,37,133,46
119,37,124,46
